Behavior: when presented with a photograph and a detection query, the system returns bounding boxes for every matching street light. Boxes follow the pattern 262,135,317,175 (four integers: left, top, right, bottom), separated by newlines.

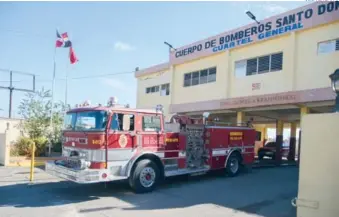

164,41,176,52
245,11,260,24
329,69,339,112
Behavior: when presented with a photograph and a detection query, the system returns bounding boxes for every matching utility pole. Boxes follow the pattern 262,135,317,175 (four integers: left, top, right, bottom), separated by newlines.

9,71,13,118
0,69,36,118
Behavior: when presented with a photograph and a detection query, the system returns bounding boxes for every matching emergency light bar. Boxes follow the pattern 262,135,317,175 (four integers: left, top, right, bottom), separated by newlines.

83,100,91,107
107,96,118,107
73,97,128,109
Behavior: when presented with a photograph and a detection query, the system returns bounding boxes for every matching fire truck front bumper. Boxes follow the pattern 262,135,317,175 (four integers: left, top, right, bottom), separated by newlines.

45,161,127,184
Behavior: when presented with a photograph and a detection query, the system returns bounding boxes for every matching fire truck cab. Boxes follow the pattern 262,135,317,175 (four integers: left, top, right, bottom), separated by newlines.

45,99,256,193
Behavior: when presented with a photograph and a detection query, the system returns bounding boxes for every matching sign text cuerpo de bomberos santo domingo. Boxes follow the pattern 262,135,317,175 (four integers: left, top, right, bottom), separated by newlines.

174,2,339,59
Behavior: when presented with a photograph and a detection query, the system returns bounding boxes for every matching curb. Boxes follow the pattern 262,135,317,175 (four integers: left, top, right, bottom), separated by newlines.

253,163,297,169
7,157,64,167
7,161,46,167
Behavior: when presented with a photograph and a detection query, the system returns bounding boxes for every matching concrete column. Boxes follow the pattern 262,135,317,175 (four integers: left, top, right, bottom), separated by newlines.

275,120,284,165
226,50,231,98
288,122,297,161
237,111,245,126
261,127,266,142
290,32,297,91
169,65,175,105
258,126,266,156
298,106,309,165
300,106,309,117
0,131,11,166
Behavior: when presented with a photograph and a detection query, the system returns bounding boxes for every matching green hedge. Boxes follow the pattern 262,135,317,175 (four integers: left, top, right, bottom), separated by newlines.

12,136,49,157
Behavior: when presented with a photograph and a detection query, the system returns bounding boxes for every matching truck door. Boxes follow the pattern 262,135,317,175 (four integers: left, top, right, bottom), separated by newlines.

107,113,135,150
140,114,165,151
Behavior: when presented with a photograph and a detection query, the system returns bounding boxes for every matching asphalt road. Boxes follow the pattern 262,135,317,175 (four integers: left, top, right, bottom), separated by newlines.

0,166,298,217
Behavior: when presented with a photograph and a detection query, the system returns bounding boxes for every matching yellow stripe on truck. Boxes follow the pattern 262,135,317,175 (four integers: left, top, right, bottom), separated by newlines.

166,138,179,143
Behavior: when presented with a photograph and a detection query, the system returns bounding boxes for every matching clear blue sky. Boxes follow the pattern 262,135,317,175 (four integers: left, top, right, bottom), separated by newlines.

0,1,309,118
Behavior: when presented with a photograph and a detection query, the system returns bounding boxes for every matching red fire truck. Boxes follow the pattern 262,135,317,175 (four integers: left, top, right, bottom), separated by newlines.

45,100,257,193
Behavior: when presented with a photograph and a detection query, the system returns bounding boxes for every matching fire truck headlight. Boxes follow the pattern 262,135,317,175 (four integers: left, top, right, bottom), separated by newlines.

62,149,70,157
79,159,91,170
85,161,91,168
79,152,87,158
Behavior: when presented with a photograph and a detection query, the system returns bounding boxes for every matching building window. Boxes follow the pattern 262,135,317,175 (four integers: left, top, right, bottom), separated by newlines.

146,83,170,96
184,73,192,87
258,55,270,74
208,67,216,82
200,69,208,84
270,53,283,71
234,61,247,77
160,83,170,96
192,71,199,86
145,85,159,94
183,67,217,87
235,52,283,77
246,58,258,76
317,39,339,54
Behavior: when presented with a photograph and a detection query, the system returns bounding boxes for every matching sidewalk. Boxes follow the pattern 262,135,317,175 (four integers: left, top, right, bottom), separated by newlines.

7,153,63,167
0,166,60,186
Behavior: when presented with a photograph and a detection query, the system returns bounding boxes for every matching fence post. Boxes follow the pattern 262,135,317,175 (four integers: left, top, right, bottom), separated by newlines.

29,142,35,182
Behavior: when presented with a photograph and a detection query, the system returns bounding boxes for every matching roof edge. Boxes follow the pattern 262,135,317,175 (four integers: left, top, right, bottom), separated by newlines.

135,62,170,78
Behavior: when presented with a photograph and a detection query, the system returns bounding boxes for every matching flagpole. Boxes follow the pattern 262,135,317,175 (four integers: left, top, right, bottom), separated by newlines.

49,45,57,156
65,63,68,107
65,72,68,107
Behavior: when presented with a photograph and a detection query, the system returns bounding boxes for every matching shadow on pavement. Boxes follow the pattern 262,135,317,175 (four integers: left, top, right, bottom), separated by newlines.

0,167,298,217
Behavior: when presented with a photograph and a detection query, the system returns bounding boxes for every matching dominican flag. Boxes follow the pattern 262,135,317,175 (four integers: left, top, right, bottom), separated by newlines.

69,47,78,64
56,30,72,48
55,29,78,64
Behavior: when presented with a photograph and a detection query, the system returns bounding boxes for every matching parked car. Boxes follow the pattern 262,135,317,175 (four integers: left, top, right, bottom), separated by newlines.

258,141,289,160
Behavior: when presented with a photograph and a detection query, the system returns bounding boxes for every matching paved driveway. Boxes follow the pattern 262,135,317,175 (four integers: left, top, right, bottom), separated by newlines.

0,166,298,217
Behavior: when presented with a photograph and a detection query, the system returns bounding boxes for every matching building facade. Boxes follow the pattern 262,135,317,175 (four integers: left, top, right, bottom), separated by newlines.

136,2,339,125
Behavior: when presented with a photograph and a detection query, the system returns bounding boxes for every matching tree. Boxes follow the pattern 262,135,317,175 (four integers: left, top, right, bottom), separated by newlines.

17,87,67,144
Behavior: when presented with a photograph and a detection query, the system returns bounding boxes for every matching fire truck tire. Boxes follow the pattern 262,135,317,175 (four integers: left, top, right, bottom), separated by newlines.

226,153,241,177
129,159,160,194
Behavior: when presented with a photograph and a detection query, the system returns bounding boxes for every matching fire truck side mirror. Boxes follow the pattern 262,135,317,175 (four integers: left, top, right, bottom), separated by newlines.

122,114,131,131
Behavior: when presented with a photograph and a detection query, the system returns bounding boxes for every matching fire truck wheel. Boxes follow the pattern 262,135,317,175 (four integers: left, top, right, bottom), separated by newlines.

129,159,159,194
226,153,240,177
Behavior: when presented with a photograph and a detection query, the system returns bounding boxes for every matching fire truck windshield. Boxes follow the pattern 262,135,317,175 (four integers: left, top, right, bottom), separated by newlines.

64,110,108,131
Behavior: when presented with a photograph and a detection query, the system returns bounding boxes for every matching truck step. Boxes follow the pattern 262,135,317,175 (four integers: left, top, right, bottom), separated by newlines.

165,166,210,177
190,171,207,176
164,164,178,171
